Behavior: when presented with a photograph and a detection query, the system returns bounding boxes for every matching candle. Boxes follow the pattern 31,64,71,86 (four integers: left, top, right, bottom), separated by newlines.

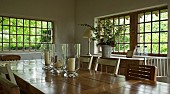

67,58,75,72
44,51,50,66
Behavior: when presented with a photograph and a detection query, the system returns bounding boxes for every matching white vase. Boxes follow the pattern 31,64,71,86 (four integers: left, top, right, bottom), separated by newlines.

102,45,112,58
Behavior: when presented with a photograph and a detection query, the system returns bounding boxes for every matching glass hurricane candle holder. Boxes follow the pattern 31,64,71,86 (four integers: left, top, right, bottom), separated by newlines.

42,50,52,70
41,44,55,70
61,44,80,77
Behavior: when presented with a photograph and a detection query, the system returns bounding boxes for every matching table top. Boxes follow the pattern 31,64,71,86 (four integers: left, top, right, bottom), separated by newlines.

5,59,170,94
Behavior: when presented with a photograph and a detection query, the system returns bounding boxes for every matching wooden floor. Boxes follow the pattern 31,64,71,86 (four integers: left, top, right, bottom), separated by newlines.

157,77,170,83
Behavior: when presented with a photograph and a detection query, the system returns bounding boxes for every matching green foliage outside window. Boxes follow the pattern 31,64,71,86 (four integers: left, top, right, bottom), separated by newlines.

0,16,53,51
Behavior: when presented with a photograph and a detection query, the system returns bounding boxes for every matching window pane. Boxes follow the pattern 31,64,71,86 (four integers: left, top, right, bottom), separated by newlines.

36,36,41,43
125,34,130,42
3,43,9,50
17,35,23,42
152,11,159,21
17,27,23,34
160,9,168,20
24,43,29,50
3,26,9,34
125,25,130,33
138,34,144,43
10,43,16,50
160,32,168,42
125,44,130,51
30,28,36,35
3,17,9,25
10,18,16,26
145,23,151,32
145,12,151,22
24,35,29,42
138,24,144,33
17,19,23,26
114,45,119,52
119,44,124,52
30,43,35,50
152,33,159,42
10,35,16,42
30,20,36,27
3,34,9,42
37,21,41,27
17,43,23,50
145,33,151,43
24,28,29,35
145,44,151,53
160,43,167,54
152,44,159,54
10,26,16,34
114,18,118,25
125,16,130,24
138,13,144,23
152,22,159,32
119,17,124,25
42,21,47,28
30,36,35,43
160,21,168,31
37,28,41,35
119,35,124,43
24,20,29,27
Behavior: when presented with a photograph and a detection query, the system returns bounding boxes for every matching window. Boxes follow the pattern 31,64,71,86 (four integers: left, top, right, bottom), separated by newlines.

98,15,131,54
0,16,53,51
97,6,168,56
137,8,168,55
113,15,130,53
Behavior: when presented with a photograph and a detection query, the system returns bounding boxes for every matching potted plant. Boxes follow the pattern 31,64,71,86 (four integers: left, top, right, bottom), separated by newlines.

81,19,125,57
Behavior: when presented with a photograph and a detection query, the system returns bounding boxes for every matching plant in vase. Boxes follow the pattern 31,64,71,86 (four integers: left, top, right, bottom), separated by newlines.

80,19,125,57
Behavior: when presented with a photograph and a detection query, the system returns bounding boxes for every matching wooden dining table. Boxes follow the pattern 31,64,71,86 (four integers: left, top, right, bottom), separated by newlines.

4,59,170,94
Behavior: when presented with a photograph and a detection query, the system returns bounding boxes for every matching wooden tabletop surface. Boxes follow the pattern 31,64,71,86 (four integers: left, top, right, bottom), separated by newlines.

4,59,170,94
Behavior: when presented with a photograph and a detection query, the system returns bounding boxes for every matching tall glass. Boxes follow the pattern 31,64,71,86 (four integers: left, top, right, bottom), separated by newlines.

41,44,55,70
61,44,80,77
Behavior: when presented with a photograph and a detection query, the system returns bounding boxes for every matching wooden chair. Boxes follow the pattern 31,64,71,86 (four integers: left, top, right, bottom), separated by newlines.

79,56,93,70
126,64,157,81
1,55,21,61
0,76,20,94
0,64,17,84
94,58,120,76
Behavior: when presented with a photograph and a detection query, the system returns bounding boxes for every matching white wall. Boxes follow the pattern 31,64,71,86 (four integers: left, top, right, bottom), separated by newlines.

75,0,169,55
0,0,76,44
0,0,76,59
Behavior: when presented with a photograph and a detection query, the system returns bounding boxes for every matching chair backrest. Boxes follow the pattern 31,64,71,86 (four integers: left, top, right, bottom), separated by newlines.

0,76,20,94
79,56,93,70
1,55,21,61
95,58,120,76
126,64,157,81
0,64,17,84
